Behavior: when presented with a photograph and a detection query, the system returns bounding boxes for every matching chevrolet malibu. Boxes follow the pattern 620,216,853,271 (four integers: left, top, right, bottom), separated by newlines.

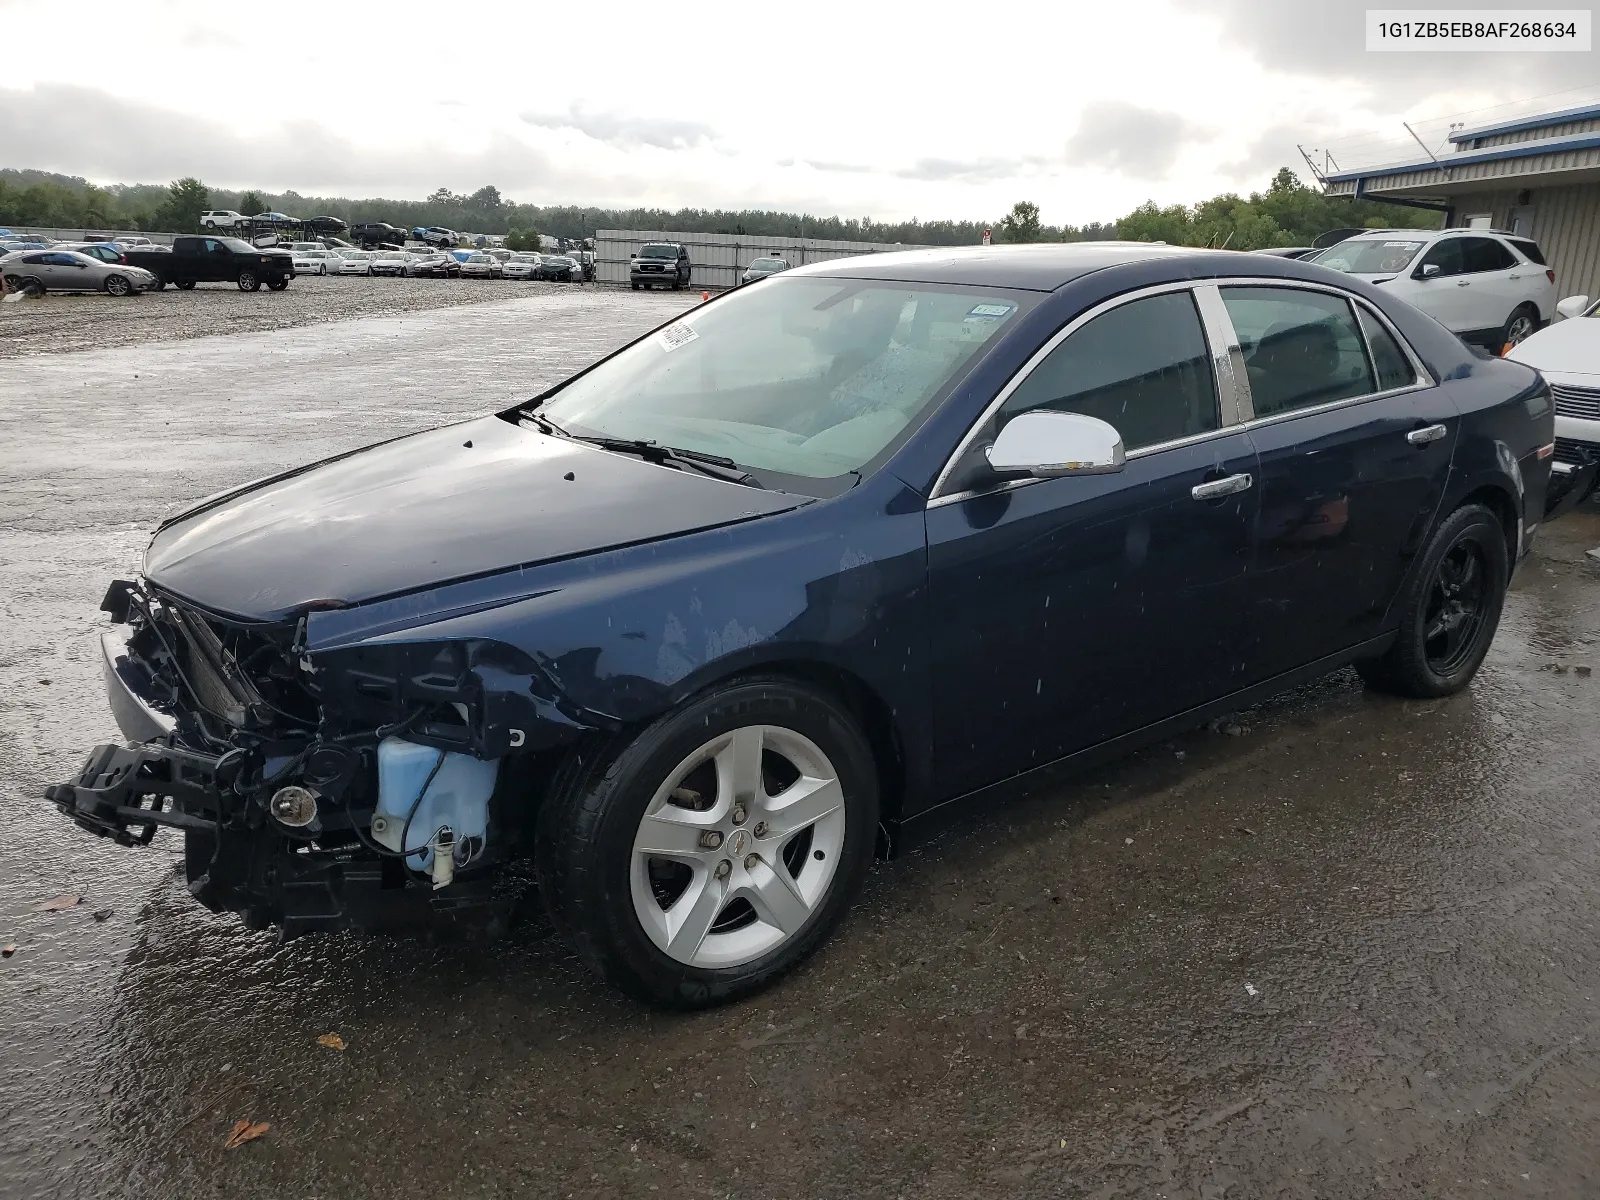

46,244,1553,1008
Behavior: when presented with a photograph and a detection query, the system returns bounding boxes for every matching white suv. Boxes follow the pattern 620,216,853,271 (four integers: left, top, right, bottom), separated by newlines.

200,210,246,229
1310,228,1556,350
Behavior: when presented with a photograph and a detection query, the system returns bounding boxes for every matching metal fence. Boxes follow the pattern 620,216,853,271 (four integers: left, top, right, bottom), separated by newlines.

594,228,931,290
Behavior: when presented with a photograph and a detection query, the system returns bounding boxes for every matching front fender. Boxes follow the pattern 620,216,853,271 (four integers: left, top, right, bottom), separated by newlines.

303,474,932,769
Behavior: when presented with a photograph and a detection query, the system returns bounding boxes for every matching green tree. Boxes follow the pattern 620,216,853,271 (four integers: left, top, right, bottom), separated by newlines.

469,185,504,212
159,177,209,231
998,200,1042,243
505,226,541,252
238,190,265,215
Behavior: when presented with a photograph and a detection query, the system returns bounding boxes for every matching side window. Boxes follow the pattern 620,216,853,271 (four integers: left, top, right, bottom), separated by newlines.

1222,287,1376,418
1356,307,1418,392
1418,238,1466,277
1508,238,1547,265
998,291,1219,451
1462,237,1515,273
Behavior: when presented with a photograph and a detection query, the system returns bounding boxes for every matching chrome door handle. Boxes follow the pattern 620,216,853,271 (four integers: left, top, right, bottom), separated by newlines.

1509,273,1522,280
1407,423,1448,446
1192,473,1252,500
1456,280,1471,287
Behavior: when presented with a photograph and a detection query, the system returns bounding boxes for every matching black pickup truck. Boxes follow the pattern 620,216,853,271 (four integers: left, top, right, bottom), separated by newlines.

125,235,295,291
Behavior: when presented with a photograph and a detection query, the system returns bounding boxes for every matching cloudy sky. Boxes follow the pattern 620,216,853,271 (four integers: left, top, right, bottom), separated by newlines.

1,0,1595,224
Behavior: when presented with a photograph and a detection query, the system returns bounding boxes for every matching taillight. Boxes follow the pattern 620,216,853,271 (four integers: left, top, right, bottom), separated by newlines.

1546,269,1555,284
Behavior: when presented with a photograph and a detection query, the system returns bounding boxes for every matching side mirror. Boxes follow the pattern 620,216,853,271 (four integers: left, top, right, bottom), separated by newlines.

1556,294,1591,321
986,411,1125,478
1416,262,1441,280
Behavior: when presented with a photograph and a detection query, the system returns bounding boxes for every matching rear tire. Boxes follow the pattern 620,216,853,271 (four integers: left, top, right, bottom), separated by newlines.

175,280,196,290
536,677,879,1008
1501,304,1539,350
1356,503,1508,698
17,276,44,296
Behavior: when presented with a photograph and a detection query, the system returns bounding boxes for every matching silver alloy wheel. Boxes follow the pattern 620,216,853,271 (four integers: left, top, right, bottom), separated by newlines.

104,274,129,296
630,724,847,969
1506,312,1536,345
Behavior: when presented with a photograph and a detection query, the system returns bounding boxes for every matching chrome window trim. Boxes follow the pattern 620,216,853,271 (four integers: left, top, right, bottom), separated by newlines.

929,281,1230,503
927,276,1436,510
1208,279,1433,428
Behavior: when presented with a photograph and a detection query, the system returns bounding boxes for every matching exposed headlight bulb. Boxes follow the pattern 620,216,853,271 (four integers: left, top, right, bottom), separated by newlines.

269,785,318,827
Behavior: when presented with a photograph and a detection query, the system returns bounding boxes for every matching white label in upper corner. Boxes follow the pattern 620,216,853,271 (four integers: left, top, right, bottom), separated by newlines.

658,323,699,352
1366,10,1590,51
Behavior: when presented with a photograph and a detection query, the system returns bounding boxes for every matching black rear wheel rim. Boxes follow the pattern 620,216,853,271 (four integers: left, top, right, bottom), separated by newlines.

1423,538,1489,674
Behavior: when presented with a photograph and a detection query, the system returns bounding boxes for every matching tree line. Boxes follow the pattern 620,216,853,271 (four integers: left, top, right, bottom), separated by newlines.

2,166,1439,249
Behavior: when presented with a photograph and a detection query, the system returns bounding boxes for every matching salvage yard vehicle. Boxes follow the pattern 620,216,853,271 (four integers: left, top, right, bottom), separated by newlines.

368,250,415,276
741,256,791,285
0,248,157,296
500,251,541,279
1509,293,1600,516
290,248,341,275
461,252,501,278
630,241,691,289
334,249,375,275
408,251,462,278
1309,228,1556,351
201,210,247,229
351,221,408,248
45,244,1555,1009
125,236,295,292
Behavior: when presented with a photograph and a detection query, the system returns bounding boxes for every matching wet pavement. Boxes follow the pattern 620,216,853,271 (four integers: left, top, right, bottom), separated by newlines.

3,290,1600,1198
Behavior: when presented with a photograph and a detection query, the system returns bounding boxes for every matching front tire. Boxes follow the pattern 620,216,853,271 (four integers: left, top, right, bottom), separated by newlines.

237,270,260,292
1357,503,1508,697
536,677,879,1008
103,273,131,297
175,280,197,290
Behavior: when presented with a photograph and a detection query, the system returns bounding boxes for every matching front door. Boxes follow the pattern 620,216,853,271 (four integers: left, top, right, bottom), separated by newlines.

1411,237,1477,332
1219,285,1459,677
926,288,1260,799
1458,235,1525,338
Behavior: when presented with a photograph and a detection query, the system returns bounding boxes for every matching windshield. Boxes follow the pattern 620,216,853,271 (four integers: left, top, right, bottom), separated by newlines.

539,277,1030,489
468,254,490,262
1311,238,1423,274
639,244,677,258
750,259,786,270
509,253,539,262
378,252,409,261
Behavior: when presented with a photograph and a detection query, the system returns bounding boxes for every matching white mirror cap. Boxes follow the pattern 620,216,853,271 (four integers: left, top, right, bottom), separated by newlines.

986,410,1126,478
1555,295,1591,320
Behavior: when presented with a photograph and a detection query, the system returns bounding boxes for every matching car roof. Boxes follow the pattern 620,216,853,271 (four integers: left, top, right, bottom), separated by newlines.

785,242,1220,291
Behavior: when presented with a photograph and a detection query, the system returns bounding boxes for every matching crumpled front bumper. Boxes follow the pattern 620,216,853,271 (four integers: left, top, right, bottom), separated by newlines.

44,741,230,847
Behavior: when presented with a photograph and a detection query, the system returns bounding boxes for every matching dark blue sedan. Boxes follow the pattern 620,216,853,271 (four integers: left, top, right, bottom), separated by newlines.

46,243,1554,1007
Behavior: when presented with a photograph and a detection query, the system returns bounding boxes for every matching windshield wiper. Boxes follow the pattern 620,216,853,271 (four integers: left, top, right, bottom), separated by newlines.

573,436,765,489
519,409,570,438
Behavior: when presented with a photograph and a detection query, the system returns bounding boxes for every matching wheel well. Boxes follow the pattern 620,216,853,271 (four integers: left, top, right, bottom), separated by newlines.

725,661,908,830
1458,484,1518,564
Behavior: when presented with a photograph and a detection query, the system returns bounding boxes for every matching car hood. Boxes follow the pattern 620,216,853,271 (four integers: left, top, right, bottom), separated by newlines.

1508,318,1600,379
143,414,807,622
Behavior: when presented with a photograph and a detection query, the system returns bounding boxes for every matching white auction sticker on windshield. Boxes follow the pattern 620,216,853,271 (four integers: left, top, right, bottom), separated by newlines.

658,323,699,352
967,302,1015,319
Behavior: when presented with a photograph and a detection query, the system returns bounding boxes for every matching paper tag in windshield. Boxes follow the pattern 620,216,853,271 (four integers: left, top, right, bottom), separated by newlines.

658,323,699,352
967,302,1015,320
1382,241,1414,248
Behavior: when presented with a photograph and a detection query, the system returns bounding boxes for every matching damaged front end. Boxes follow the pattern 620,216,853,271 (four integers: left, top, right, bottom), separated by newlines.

45,579,589,939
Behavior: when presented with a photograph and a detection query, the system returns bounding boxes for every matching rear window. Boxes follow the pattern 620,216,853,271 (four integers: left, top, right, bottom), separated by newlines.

1507,237,1547,265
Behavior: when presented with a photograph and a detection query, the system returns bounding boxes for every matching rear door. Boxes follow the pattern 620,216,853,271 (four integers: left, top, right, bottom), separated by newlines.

1219,285,1457,676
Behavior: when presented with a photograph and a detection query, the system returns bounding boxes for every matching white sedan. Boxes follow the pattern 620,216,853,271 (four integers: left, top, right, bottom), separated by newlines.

291,248,342,276
335,249,375,275
1508,293,1600,514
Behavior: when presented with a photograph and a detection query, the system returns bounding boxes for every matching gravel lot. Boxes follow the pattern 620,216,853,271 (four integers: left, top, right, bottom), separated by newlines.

0,274,608,358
